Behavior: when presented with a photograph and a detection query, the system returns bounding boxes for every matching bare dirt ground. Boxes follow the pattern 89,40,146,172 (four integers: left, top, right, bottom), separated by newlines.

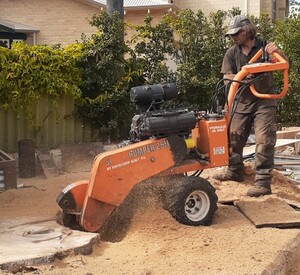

1,161,300,275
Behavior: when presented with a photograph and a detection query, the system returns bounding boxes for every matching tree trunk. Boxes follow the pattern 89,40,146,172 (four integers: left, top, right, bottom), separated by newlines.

107,0,124,20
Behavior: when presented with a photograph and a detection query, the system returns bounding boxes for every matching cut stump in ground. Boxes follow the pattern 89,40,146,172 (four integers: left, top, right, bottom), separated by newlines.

0,217,99,271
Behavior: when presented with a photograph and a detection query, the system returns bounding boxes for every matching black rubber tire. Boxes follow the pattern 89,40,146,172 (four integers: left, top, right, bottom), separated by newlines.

164,176,218,226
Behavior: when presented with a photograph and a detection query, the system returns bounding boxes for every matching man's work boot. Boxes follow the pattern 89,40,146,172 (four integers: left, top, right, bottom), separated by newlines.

212,168,244,182
246,180,271,197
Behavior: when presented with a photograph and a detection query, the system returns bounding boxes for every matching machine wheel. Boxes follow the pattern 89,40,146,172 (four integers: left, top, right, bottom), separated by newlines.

184,170,202,177
164,176,218,226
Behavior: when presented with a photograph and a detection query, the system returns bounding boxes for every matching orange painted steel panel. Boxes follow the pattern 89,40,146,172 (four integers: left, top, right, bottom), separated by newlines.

81,197,116,232
159,159,210,176
88,138,176,205
79,137,182,231
58,180,88,213
192,119,228,167
66,180,88,210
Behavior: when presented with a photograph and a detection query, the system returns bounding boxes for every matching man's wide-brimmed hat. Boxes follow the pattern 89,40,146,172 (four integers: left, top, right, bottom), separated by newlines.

225,15,251,36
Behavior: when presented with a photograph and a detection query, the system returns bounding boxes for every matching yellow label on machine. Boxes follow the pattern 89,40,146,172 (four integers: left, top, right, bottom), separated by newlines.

185,138,195,149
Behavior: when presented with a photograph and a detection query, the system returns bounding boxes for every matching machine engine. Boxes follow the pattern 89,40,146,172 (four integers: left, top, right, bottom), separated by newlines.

129,83,197,141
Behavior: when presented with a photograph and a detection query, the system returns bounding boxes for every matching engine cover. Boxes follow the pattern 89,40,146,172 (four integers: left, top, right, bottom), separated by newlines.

130,109,197,141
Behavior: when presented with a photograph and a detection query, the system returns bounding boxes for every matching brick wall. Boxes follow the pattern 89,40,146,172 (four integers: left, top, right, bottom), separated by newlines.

0,0,173,46
247,0,262,17
0,0,288,46
174,0,287,19
261,0,273,16
261,0,288,20
125,9,174,38
0,0,99,46
276,0,289,19
176,0,246,15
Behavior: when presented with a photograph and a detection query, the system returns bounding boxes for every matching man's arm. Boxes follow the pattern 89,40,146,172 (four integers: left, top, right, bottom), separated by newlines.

221,48,237,84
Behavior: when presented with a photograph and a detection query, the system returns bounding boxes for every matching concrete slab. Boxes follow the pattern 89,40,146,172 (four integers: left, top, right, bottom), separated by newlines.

235,197,300,228
0,217,99,269
37,149,59,178
277,128,300,139
244,139,300,157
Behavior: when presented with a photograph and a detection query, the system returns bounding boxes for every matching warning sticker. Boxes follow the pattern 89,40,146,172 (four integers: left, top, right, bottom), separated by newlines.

213,146,225,155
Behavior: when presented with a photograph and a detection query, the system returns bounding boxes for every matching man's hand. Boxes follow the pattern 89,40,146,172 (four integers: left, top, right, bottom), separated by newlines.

265,42,288,62
265,42,279,54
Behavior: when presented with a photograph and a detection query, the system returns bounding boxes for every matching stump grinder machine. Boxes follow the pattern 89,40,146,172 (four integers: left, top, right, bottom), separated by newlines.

57,50,288,233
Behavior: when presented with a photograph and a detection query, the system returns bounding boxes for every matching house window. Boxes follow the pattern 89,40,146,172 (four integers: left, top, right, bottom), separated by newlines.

0,39,9,48
0,33,27,49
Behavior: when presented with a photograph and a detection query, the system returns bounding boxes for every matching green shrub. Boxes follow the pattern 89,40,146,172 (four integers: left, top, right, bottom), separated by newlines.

0,42,82,127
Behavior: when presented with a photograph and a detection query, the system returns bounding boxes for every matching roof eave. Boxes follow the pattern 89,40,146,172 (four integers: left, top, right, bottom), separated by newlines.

124,4,179,11
20,30,40,34
78,0,105,9
81,0,179,11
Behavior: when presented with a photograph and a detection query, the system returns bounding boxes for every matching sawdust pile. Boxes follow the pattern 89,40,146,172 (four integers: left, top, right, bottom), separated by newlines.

1,163,300,274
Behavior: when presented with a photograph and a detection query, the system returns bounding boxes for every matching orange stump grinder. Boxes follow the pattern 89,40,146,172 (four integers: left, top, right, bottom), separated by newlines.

57,50,288,232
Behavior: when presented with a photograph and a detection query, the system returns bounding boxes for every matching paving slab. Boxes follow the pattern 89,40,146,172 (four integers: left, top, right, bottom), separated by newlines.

37,149,59,178
0,217,99,269
244,139,300,157
235,197,300,228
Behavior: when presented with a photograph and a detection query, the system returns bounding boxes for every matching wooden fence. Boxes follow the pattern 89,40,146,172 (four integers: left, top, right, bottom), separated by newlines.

0,95,93,153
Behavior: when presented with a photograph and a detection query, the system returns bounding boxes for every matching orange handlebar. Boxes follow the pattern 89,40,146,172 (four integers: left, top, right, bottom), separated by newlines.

247,50,289,99
226,49,289,118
